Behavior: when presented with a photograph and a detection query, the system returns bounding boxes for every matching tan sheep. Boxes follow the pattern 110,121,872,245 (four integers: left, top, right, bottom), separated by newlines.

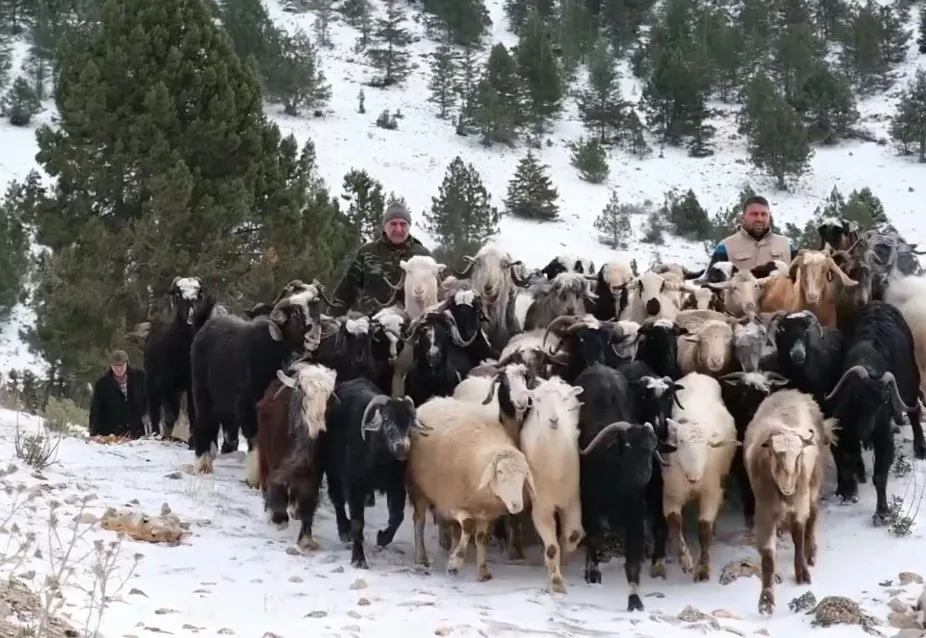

407,397,537,581
678,319,735,376
743,389,837,615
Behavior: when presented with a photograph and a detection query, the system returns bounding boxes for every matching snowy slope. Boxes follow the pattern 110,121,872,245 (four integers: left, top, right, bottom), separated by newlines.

1,0,925,373
1,409,926,636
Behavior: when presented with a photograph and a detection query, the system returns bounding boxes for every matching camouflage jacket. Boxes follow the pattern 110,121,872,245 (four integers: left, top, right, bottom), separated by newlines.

333,233,433,314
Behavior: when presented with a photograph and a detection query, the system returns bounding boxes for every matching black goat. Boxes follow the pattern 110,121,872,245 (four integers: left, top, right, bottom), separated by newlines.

369,305,410,394
310,312,377,382
540,314,626,383
824,301,924,524
143,276,209,440
404,310,474,405
439,287,496,364
817,217,861,252
246,302,274,319
190,281,339,471
573,363,676,612
717,370,790,527
635,318,686,380
324,379,427,568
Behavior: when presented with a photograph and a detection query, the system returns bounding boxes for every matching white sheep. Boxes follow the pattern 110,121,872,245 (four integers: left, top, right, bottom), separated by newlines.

519,376,585,593
622,270,686,323
453,363,534,441
659,372,739,581
743,389,836,615
884,275,926,396
706,269,772,316
678,319,735,376
400,255,446,319
407,397,536,581
612,320,642,358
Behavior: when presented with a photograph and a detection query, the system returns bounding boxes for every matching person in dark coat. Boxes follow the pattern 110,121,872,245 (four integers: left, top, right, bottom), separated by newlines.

88,350,148,438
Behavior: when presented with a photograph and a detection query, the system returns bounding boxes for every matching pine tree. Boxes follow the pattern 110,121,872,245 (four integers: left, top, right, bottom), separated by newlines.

740,73,813,189
641,208,666,245
16,0,351,384
576,39,625,144
218,0,283,89
839,0,894,93
427,39,458,119
620,109,651,157
454,46,479,133
919,6,926,54
889,68,926,162
796,62,859,144
421,0,492,48
594,191,632,249
386,191,408,209
504,0,555,35
366,0,413,86
569,137,609,184
471,43,524,134
556,0,596,79
504,150,559,221
341,168,386,243
471,77,518,146
0,181,29,318
664,189,710,240
266,28,331,116
423,156,499,257
699,7,745,102
1,75,40,125
344,0,374,51
312,0,335,48
0,34,11,91
515,13,563,131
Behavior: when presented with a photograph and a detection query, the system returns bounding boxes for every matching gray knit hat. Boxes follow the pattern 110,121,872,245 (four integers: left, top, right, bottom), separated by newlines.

383,201,411,225
109,349,129,365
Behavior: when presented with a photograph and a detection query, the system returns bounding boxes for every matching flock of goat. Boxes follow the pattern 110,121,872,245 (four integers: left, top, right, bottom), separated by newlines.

136,218,926,617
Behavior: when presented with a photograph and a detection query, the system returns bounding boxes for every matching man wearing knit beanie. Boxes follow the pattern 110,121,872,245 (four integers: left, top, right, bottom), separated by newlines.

333,197,434,315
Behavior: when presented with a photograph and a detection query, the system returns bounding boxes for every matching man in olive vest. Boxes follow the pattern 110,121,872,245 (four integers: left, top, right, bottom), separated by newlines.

709,195,798,272
333,201,433,315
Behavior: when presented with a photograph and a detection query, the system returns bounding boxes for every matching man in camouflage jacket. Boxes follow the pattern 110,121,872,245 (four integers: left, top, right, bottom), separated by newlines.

333,201,433,315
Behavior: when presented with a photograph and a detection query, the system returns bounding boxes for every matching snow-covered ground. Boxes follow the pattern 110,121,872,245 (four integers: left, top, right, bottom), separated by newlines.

1,408,926,636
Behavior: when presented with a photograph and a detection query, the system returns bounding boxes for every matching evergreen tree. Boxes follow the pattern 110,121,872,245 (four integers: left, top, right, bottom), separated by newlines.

839,0,898,93
515,13,563,132
470,76,518,146
556,0,596,79
770,22,825,105
454,45,479,133
576,39,625,145
504,150,559,221
0,0,30,35
594,190,633,249
421,0,491,48
619,109,652,157
312,0,335,48
597,0,657,52
699,6,745,102
341,168,386,243
889,68,926,162
423,156,499,257
16,0,351,384
471,43,524,135
427,39,458,119
640,39,712,145
386,191,408,209
341,0,373,27
787,186,890,247
2,75,40,125
740,72,813,189
504,0,554,35
569,137,609,184
794,62,859,144
0,181,29,318
641,207,666,245
366,0,413,86
919,6,926,54
664,189,710,241
812,0,849,44
219,0,283,89
0,35,11,91
266,28,331,116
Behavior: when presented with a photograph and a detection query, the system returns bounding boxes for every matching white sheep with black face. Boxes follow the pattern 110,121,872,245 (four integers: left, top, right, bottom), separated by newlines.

658,372,739,583
400,256,446,320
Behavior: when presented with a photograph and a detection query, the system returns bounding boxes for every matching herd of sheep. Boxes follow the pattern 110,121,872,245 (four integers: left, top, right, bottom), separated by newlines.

135,217,926,616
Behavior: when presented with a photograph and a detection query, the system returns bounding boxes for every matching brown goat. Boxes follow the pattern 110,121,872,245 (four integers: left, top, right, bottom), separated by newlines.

251,362,337,551
758,250,858,328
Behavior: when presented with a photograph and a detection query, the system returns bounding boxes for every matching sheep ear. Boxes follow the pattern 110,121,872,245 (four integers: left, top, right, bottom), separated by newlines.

276,369,296,388
524,467,538,499
569,386,583,397
477,458,496,491
400,259,410,271
681,334,700,342
268,322,284,341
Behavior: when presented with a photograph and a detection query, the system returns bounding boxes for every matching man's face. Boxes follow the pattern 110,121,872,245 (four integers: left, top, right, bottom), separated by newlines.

385,219,409,244
742,203,771,237
111,362,127,376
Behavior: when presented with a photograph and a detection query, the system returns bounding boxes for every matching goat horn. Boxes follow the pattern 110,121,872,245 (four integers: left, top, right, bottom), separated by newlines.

312,279,345,309
482,374,502,405
543,315,581,348
824,257,859,287
360,394,391,439
580,421,634,455
720,371,746,383
444,309,479,347
824,365,870,401
881,372,916,413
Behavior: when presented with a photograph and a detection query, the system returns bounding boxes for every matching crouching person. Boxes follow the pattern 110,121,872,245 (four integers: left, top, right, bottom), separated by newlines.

89,350,148,438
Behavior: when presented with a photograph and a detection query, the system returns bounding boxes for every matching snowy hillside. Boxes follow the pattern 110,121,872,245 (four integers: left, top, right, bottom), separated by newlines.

2,409,926,636
0,0,925,372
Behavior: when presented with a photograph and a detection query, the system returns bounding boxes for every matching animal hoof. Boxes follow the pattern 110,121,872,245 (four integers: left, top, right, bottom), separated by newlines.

298,535,320,551
649,559,666,579
758,594,774,615
679,555,694,574
694,564,710,582
477,569,493,583
549,576,565,593
338,533,351,544
412,562,430,573
795,566,811,584
872,512,890,527
220,441,237,454
627,594,644,612
584,567,601,584
806,551,817,567
376,530,393,547
446,566,459,576
351,557,368,569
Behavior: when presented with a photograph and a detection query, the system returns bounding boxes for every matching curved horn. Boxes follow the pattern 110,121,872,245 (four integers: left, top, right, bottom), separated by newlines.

881,371,916,413
312,279,345,309
443,309,479,347
824,365,870,401
452,256,476,278
269,297,290,324
823,257,859,287
580,421,634,455
543,314,582,348
403,313,432,343
788,253,805,280
360,394,391,440
171,276,181,291
482,372,503,405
